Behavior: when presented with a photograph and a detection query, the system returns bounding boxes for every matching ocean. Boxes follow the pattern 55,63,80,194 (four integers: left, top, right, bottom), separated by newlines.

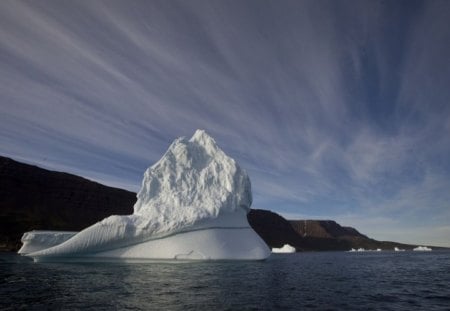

1,251,449,310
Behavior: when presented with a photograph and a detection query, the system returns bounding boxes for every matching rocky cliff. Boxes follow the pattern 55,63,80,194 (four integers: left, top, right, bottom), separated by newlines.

248,209,416,251
246,209,302,248
0,156,135,251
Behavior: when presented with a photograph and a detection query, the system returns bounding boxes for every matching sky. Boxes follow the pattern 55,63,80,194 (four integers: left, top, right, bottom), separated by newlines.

1,0,450,247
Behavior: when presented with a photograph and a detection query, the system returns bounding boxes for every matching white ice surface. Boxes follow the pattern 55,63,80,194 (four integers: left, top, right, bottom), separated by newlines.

18,231,77,254
348,248,382,252
272,244,296,253
20,130,270,260
413,246,432,251
31,226,268,262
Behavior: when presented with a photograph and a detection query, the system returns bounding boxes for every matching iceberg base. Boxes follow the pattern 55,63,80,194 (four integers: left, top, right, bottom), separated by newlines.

25,227,270,262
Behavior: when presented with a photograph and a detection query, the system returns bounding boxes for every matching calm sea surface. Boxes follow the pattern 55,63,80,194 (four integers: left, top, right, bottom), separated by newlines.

1,251,449,310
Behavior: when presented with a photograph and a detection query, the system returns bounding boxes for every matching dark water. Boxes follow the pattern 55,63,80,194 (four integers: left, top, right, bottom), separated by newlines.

1,251,449,310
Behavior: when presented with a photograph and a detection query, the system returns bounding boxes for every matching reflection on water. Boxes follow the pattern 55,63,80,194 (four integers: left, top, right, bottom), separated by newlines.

1,251,450,310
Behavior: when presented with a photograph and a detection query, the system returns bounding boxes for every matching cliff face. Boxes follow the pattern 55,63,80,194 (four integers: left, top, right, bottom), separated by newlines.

247,210,416,251
0,156,135,251
288,219,372,251
289,220,368,239
247,209,302,248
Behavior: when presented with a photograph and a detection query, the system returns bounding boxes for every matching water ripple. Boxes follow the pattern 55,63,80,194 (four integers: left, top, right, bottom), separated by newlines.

1,251,449,310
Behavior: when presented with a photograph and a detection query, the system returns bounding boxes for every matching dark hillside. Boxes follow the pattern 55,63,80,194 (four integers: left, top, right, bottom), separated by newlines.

0,156,135,251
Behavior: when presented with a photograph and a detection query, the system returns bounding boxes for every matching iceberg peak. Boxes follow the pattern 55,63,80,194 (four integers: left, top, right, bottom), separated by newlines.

134,129,252,220
189,129,216,145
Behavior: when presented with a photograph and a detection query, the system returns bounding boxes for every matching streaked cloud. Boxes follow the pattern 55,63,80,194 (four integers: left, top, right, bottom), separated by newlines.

1,0,449,246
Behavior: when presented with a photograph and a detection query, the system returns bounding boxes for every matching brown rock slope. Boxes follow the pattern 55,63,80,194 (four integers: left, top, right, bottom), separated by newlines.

289,219,372,250
246,209,302,248
248,209,419,251
0,156,135,251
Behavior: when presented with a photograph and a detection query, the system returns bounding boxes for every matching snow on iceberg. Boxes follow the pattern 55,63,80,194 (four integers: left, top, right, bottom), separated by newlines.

19,130,270,261
413,246,432,251
272,244,296,253
19,231,77,255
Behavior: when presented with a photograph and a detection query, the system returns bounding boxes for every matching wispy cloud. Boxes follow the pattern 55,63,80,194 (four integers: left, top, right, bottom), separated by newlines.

1,0,449,246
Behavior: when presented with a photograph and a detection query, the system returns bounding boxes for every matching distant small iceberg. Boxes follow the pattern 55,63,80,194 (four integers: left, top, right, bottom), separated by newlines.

348,248,382,252
394,247,405,252
350,248,365,252
348,248,366,252
272,244,296,253
413,246,432,251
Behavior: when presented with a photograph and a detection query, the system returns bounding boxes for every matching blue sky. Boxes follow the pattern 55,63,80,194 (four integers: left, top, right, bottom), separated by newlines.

1,0,450,247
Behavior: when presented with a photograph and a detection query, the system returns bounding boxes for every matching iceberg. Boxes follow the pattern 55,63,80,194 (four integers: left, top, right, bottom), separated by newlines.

413,246,432,251
349,248,366,252
19,130,270,261
348,248,382,252
394,247,405,252
19,231,77,255
272,244,296,253
349,248,382,252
